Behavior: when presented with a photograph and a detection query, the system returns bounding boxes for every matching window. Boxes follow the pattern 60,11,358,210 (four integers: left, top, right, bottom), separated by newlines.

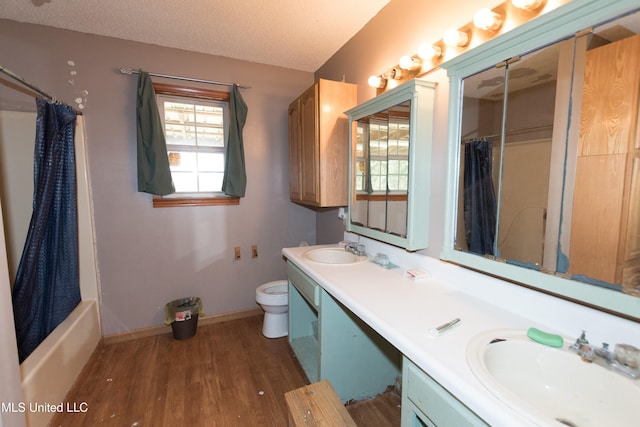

152,83,239,207
355,118,410,194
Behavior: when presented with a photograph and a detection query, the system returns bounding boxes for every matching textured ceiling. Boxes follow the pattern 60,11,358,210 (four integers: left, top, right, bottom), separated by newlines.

0,0,390,72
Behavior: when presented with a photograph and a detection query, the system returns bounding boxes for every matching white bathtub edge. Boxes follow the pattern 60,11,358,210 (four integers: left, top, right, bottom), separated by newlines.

20,300,101,427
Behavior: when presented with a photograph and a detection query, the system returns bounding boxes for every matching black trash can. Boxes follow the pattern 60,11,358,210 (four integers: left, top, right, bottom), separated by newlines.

164,297,202,340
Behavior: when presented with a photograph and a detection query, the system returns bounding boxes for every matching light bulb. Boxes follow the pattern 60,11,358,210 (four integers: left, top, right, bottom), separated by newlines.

443,29,469,47
474,8,503,31
399,55,421,71
367,75,386,89
417,44,442,60
511,0,545,10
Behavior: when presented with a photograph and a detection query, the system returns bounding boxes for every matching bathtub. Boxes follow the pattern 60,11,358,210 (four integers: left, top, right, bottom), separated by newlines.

0,113,102,427
20,300,101,427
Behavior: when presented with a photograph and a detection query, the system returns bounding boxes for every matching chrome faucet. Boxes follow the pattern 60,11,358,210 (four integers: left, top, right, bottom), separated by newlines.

569,331,640,379
345,242,366,257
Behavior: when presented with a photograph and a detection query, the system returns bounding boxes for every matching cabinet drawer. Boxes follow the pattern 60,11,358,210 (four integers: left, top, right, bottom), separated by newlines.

404,358,488,427
287,262,320,307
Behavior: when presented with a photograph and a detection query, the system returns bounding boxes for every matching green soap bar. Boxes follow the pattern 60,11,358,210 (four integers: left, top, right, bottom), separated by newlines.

527,327,564,348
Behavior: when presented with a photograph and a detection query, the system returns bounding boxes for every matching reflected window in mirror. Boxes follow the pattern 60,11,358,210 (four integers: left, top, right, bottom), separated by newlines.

347,79,435,251
352,101,410,237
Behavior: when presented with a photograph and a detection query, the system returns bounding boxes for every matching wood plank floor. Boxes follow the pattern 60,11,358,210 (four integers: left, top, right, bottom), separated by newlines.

50,314,400,427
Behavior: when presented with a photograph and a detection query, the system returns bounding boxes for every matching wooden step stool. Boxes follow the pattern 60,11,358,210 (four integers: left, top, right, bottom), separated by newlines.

285,380,357,426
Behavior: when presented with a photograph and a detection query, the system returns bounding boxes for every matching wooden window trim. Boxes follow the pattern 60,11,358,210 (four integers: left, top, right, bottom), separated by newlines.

153,195,239,208
356,193,408,202
153,83,230,101
152,82,235,208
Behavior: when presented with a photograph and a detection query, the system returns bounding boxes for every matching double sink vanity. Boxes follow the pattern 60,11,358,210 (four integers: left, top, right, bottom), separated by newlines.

283,241,640,427
283,1,640,425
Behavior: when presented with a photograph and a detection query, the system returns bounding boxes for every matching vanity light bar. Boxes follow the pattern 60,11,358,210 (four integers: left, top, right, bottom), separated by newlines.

367,0,555,90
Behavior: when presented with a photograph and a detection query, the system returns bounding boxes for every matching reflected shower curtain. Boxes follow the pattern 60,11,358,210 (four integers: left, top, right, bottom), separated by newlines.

463,139,497,256
12,99,80,363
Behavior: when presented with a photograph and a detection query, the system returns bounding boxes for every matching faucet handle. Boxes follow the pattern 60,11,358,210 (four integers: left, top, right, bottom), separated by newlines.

570,330,589,351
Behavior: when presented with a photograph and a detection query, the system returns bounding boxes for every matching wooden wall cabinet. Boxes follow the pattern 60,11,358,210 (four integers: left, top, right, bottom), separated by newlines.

570,34,640,295
288,79,357,208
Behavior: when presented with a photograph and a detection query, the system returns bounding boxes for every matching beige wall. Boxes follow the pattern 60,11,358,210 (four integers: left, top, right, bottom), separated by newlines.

0,19,316,335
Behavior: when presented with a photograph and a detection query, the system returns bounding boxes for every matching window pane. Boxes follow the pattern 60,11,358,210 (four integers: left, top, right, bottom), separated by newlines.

168,151,197,171
388,159,400,175
388,175,399,191
198,152,224,172
370,160,381,176
399,160,409,175
371,175,381,190
196,105,224,125
165,124,197,146
199,172,223,192
197,126,225,147
379,176,387,191
371,140,386,157
172,171,198,192
398,175,408,190
165,102,196,125
159,94,229,196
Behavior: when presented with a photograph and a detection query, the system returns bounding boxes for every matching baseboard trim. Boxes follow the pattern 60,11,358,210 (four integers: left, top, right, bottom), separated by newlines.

103,307,263,345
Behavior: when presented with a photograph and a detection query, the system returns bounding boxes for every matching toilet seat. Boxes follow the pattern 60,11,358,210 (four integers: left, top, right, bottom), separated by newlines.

256,280,288,306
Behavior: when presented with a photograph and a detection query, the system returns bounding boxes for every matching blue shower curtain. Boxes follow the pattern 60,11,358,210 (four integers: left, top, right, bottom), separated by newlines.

12,99,80,363
463,139,497,256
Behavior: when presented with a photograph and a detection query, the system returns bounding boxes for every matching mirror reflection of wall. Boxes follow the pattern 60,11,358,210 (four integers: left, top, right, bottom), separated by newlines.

454,9,640,297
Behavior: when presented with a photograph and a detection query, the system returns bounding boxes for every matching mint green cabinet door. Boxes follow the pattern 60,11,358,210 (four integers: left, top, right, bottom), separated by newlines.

402,357,488,427
287,260,401,403
319,289,401,402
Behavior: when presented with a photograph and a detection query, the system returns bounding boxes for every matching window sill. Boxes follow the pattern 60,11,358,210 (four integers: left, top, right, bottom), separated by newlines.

153,195,240,208
356,193,408,202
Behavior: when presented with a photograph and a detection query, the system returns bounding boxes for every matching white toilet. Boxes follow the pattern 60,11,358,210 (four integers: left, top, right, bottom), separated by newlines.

256,280,289,338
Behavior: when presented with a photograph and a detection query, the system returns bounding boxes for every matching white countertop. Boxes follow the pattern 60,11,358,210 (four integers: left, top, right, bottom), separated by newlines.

283,241,640,427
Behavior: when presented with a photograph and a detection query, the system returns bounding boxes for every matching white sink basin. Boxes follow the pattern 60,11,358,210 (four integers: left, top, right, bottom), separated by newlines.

467,330,640,427
303,247,368,265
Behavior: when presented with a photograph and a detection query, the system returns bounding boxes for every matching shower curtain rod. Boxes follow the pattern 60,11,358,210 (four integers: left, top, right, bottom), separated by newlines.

0,64,56,103
462,123,553,143
119,68,250,89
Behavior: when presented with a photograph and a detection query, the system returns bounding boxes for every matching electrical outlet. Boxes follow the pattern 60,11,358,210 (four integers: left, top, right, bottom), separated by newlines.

234,246,241,260
251,245,258,258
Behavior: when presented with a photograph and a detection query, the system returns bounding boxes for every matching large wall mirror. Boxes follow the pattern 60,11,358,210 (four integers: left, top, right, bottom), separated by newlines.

442,0,640,320
346,79,435,251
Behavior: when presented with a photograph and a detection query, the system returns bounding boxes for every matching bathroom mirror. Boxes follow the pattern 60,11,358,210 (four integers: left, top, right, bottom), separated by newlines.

346,79,436,251
350,100,410,237
442,0,640,320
